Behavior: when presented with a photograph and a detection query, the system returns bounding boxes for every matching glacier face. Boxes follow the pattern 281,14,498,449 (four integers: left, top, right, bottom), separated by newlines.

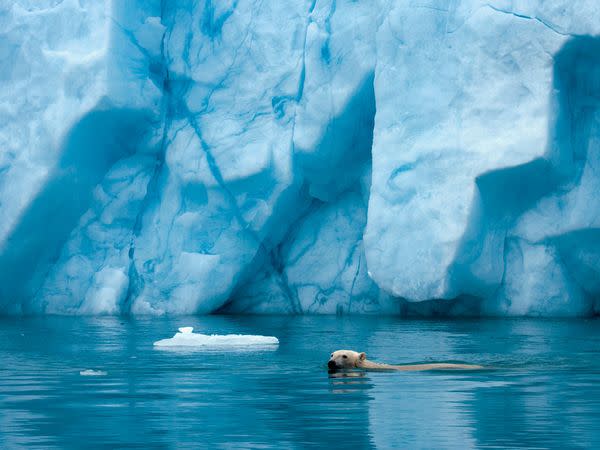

0,0,599,316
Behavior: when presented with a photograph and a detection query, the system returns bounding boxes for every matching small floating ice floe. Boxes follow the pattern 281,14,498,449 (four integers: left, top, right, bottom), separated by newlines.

153,327,279,351
80,369,107,376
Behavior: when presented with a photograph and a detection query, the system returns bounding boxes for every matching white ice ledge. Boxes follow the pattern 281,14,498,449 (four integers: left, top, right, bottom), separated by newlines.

153,327,279,349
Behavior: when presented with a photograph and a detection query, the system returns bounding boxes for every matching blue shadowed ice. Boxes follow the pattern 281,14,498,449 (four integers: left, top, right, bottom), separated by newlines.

1,1,600,316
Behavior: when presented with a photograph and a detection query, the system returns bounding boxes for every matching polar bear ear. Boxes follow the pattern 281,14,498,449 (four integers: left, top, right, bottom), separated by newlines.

359,352,366,361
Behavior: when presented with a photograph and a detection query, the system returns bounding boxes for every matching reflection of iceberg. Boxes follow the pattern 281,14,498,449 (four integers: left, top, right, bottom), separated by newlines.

153,327,279,350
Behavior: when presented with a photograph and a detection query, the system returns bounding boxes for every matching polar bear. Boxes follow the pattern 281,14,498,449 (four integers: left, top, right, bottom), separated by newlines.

327,350,483,371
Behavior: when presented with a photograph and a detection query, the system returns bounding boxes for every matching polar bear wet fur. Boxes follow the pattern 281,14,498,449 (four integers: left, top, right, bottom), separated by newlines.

327,350,483,371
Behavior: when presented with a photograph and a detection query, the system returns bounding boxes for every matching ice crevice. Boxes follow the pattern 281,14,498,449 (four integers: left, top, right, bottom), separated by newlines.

484,4,574,37
122,4,172,313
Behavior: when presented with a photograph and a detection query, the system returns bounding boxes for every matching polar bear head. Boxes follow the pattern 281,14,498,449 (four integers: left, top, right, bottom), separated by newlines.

328,350,366,370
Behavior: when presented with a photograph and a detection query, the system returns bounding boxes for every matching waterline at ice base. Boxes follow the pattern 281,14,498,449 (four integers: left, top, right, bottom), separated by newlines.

2,1,600,317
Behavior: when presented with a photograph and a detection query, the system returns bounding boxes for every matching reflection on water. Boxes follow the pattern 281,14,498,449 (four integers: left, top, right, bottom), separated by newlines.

0,316,599,448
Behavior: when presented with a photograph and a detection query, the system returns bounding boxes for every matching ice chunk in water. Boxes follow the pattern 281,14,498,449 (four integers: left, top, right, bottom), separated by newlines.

79,369,107,376
153,327,279,350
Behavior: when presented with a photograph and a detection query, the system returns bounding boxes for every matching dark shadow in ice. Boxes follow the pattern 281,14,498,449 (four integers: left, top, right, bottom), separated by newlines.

0,107,154,313
295,73,376,202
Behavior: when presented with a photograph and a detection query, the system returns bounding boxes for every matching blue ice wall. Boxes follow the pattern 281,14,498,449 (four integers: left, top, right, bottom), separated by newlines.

1,1,600,316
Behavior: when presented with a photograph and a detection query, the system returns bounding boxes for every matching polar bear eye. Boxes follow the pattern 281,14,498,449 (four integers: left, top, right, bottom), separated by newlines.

343,355,348,359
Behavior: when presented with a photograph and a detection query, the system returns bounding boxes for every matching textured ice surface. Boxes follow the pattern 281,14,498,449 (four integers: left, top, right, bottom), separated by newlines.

153,327,279,349
1,1,600,316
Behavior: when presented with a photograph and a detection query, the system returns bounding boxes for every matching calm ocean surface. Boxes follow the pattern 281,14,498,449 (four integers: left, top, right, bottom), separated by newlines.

0,316,599,449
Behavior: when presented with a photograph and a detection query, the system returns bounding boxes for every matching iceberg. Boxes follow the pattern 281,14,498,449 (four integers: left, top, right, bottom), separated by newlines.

1,1,599,316
153,327,279,349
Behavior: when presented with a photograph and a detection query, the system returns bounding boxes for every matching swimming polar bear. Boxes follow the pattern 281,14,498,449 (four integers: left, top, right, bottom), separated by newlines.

328,350,483,371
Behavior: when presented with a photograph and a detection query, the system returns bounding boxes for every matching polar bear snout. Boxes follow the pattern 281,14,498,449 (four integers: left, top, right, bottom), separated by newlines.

328,360,338,370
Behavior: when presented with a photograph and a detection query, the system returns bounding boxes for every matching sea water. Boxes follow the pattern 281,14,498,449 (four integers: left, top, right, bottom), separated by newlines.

0,316,599,449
